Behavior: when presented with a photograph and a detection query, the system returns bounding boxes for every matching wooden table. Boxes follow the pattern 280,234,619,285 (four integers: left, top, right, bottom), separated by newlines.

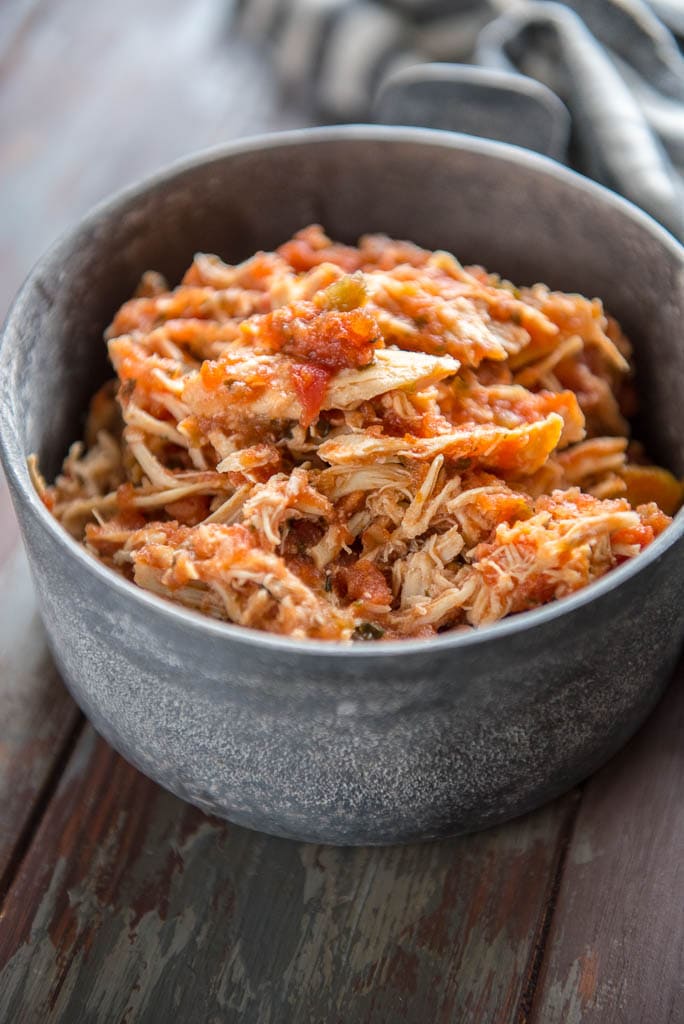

1,3,683,1020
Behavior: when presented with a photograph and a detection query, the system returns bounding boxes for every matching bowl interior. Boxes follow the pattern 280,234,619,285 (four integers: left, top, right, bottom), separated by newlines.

3,127,684,484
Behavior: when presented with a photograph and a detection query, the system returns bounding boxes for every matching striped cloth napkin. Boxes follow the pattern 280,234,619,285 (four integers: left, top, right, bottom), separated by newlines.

235,0,684,239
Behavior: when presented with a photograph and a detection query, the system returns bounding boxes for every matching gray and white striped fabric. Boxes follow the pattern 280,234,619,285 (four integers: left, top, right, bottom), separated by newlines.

235,0,684,239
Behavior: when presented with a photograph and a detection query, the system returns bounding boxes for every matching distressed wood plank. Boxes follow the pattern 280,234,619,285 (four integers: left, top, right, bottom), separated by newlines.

529,665,684,1024
0,0,309,317
8,4,684,1021
0,479,80,887
0,0,305,887
0,729,576,1023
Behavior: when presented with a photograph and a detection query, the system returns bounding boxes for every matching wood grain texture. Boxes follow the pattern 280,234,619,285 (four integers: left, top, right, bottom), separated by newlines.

0,0,305,900
0,0,309,317
529,666,684,1024
0,728,576,1024
0,480,80,889
3,1,684,1020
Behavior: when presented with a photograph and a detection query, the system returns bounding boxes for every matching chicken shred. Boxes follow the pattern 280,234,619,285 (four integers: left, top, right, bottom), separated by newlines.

37,226,680,641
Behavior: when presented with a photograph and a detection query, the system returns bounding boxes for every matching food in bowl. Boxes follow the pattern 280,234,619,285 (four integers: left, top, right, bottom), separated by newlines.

32,225,681,642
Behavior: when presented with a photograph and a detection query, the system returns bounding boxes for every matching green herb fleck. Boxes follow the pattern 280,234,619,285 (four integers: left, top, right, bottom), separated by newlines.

319,273,367,312
353,621,385,641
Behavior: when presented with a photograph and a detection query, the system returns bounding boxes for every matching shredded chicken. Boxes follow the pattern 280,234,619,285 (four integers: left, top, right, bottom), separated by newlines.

37,226,680,641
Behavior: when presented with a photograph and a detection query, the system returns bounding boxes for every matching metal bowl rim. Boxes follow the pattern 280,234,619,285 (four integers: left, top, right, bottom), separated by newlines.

1,123,682,659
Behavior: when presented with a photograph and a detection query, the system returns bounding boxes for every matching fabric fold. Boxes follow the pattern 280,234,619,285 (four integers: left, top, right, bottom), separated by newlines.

236,0,684,238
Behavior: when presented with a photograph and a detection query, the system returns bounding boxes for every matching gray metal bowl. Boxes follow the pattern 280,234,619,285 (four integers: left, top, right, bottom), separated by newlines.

1,127,683,845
